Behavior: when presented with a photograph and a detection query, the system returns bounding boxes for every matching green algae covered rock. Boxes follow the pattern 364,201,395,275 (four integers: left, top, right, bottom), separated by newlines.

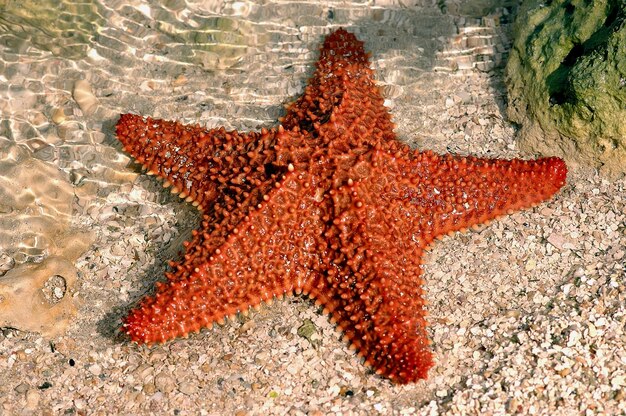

506,0,626,177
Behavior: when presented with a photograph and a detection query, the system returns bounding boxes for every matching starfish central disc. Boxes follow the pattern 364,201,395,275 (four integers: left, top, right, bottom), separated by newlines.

115,28,567,384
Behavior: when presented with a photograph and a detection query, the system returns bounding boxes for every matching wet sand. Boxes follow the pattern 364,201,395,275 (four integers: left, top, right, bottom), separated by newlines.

0,1,624,415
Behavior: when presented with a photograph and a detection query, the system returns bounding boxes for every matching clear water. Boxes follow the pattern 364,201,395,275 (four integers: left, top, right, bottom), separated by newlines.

0,0,513,332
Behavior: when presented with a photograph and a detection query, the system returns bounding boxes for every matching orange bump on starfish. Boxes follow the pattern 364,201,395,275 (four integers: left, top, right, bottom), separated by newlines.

115,28,567,384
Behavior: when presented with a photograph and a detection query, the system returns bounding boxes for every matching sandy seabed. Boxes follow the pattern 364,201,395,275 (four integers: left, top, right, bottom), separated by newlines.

0,1,624,415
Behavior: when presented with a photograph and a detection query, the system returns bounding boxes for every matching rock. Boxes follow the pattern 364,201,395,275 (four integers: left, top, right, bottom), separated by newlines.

0,154,95,336
0,256,78,336
505,0,626,178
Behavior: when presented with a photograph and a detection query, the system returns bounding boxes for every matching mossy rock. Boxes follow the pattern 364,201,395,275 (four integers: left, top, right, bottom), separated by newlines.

505,0,625,177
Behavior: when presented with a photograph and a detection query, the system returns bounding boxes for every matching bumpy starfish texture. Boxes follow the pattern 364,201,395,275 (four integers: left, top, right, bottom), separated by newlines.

116,29,567,384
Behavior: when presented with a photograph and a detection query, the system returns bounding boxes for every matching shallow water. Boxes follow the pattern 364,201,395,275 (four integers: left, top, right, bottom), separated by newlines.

2,2,626,415
0,0,513,348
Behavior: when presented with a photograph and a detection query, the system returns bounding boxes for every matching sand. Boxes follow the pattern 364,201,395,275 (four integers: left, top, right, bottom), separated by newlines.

0,1,624,415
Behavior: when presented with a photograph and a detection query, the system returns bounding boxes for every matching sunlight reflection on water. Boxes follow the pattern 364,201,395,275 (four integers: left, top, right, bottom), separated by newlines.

0,0,513,334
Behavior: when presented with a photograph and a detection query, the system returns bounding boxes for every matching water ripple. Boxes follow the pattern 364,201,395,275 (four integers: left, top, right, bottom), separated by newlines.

0,0,515,336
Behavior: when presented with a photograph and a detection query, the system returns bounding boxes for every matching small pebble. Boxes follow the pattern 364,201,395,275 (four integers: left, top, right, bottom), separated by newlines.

25,389,40,410
14,383,29,394
51,107,66,124
178,382,196,395
142,383,156,395
154,373,176,394
88,364,102,376
72,79,99,115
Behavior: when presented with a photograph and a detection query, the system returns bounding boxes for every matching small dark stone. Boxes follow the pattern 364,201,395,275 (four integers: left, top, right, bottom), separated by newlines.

38,381,53,390
339,385,354,397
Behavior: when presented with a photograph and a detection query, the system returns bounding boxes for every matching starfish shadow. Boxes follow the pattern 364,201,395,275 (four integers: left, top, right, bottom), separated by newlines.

96,118,204,342
95,214,198,343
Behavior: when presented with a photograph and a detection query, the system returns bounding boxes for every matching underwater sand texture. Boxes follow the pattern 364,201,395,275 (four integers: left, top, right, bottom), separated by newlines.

0,149,94,335
0,1,624,415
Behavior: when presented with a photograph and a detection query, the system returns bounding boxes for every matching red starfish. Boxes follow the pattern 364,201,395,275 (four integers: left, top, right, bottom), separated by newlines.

115,29,567,383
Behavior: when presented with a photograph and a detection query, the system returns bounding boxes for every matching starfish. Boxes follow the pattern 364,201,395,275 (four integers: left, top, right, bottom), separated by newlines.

115,28,567,384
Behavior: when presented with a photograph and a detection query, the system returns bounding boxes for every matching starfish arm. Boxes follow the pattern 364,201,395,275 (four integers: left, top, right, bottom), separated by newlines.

308,150,566,383
122,170,326,344
116,114,276,210
281,29,381,136
306,177,433,384
282,29,400,156
378,149,568,244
